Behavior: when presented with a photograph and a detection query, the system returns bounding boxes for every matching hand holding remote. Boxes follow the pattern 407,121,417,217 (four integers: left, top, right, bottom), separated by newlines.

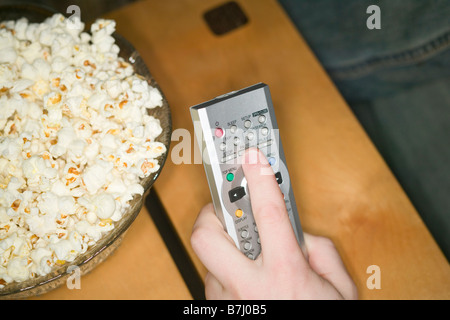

191,148,358,300
190,83,306,259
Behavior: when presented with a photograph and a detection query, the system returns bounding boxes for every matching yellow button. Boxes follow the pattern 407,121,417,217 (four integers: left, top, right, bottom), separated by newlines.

235,209,243,218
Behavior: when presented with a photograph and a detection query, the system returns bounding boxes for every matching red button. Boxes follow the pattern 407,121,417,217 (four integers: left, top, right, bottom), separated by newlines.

215,127,224,138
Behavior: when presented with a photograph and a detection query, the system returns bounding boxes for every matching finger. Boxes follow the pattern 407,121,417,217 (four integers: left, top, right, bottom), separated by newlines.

191,203,252,286
304,233,358,299
242,148,305,264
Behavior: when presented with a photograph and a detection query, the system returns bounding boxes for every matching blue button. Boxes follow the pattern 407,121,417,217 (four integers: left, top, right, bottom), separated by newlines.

268,157,276,166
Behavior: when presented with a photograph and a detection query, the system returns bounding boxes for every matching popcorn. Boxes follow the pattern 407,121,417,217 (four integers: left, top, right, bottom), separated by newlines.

6,257,29,282
30,247,52,276
81,160,112,194
0,13,166,286
92,193,116,220
0,47,17,64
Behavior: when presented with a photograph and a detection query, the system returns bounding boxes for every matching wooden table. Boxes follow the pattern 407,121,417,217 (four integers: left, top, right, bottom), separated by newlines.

37,0,449,299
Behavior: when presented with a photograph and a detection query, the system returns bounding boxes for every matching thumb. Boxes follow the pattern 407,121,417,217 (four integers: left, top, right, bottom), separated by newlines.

242,148,305,265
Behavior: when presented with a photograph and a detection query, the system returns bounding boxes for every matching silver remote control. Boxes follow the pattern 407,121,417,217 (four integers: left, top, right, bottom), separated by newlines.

190,83,307,260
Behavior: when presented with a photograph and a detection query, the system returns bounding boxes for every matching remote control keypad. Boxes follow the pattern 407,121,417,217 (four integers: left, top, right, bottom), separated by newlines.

216,109,285,259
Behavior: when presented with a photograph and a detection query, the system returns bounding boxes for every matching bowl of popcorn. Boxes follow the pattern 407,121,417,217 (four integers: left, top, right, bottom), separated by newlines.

0,5,171,299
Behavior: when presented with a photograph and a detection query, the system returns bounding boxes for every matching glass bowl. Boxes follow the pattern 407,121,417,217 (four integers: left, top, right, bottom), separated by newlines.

0,4,172,299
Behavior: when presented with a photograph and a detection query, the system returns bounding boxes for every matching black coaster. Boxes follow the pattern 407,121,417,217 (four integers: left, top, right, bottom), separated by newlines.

203,1,249,36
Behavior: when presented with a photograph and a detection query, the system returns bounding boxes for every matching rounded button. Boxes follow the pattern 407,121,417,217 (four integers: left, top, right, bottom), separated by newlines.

215,127,224,138
246,131,254,140
268,157,276,166
235,209,243,218
233,137,240,146
240,229,249,238
244,120,252,129
261,127,269,136
243,242,251,250
258,115,266,123
219,142,226,151
226,172,234,182
230,125,237,133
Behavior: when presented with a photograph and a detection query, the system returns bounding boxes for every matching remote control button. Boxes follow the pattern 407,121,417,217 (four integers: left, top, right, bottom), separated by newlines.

244,120,252,128
219,142,226,151
261,127,269,136
243,241,252,250
215,127,224,138
226,172,234,182
240,229,249,238
258,115,266,123
235,209,243,218
233,137,240,145
246,131,254,141
230,125,237,133
275,171,282,184
268,157,276,166
247,253,254,260
229,186,246,203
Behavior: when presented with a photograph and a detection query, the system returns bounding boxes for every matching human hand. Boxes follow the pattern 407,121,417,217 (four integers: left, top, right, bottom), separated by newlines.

191,148,357,299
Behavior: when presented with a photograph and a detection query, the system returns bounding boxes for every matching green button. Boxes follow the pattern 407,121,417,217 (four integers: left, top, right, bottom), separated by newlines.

226,173,234,182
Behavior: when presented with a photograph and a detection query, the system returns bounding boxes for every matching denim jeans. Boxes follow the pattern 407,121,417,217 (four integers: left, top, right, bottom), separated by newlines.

279,0,450,260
